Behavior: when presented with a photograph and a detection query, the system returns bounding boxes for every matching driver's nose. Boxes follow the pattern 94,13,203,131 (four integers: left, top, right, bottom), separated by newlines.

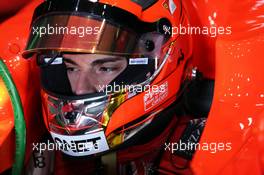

74,72,97,95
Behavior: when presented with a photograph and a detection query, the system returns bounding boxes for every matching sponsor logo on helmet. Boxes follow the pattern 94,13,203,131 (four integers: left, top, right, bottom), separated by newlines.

50,131,109,156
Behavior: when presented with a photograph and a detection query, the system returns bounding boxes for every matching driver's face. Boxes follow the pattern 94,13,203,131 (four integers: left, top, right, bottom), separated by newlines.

63,54,127,95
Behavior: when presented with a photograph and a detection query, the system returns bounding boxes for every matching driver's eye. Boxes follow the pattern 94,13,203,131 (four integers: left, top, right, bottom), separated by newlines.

99,67,118,72
66,67,79,72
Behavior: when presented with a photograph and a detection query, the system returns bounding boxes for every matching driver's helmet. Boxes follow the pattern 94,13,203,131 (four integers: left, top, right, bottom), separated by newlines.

22,0,192,157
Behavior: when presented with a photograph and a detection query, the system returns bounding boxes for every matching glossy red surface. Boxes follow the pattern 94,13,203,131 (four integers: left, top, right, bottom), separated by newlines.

188,0,264,174
0,0,45,172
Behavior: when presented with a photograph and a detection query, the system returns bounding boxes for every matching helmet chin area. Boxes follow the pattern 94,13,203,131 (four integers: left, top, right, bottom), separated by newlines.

42,90,126,156
46,94,108,135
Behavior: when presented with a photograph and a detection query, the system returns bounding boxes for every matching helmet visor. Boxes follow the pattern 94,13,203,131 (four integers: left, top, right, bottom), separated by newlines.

23,13,149,57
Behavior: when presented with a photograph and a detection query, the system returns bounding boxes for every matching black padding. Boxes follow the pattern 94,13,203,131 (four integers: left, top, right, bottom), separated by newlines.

41,63,73,95
183,79,214,117
131,0,158,10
